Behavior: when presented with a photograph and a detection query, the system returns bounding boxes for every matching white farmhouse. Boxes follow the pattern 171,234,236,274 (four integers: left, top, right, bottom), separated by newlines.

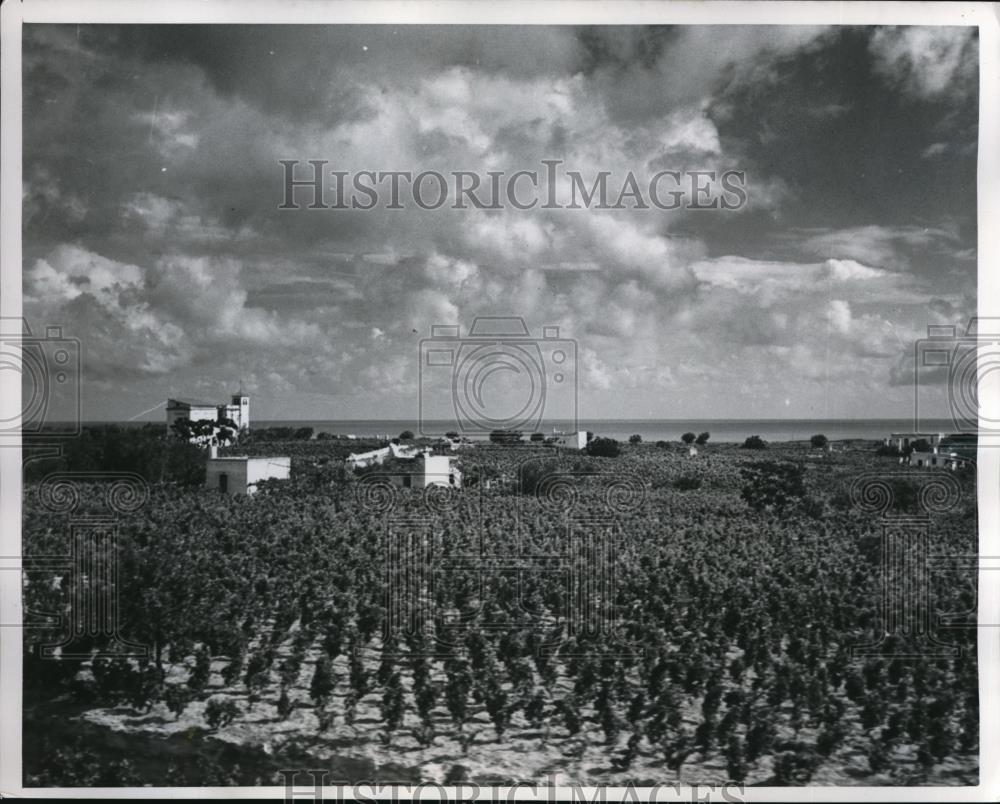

385,454,462,489
908,445,975,471
345,442,424,470
421,454,463,488
206,447,290,495
885,432,944,451
346,446,391,470
551,431,588,450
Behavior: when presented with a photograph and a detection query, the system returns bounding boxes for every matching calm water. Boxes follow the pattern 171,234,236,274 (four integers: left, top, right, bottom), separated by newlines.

248,418,958,443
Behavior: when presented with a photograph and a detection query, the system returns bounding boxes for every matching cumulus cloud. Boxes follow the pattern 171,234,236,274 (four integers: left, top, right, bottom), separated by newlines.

25,246,323,384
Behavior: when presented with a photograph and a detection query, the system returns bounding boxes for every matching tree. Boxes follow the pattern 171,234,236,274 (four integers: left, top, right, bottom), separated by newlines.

844,668,865,703
741,435,767,450
187,646,212,696
310,656,335,707
726,735,747,782
164,684,192,720
746,713,776,761
559,696,582,737
773,745,817,784
445,657,472,732
613,732,642,772
867,738,890,774
530,432,545,442
810,434,828,449
663,731,692,778
484,677,509,738
629,434,642,444
348,639,369,699
489,429,523,444
171,417,238,446
414,681,438,739
221,643,245,687
587,437,620,458
244,652,271,709
525,688,549,730
816,723,846,757
380,671,406,741
399,430,414,440
276,687,293,720
696,432,710,446
204,696,239,730
681,432,696,445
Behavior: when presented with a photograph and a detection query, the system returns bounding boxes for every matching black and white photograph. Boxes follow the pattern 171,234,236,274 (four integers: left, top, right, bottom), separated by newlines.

2,1,999,798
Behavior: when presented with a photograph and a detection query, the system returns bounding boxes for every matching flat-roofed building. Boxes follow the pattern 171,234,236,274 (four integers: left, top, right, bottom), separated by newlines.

206,450,290,495
885,432,944,451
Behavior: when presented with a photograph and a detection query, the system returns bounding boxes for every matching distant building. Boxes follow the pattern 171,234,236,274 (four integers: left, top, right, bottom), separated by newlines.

346,446,390,470
167,393,250,435
205,447,290,495
349,445,462,489
885,432,943,451
346,442,423,470
422,454,462,488
551,431,588,450
386,454,462,489
908,434,976,470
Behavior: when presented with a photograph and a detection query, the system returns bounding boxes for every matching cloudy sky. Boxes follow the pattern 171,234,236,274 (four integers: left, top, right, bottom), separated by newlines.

22,24,978,422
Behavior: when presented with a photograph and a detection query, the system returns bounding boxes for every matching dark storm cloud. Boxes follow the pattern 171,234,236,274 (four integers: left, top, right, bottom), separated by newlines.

102,25,587,121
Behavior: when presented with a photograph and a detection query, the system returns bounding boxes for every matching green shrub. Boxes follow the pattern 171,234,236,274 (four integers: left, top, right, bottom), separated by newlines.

587,437,621,458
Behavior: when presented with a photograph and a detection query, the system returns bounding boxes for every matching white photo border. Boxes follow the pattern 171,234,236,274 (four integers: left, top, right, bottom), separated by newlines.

1,0,997,800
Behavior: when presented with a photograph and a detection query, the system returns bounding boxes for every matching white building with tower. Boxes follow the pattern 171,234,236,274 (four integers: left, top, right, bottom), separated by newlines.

167,392,250,435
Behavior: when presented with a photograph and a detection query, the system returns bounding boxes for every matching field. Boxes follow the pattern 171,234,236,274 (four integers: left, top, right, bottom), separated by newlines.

22,437,979,787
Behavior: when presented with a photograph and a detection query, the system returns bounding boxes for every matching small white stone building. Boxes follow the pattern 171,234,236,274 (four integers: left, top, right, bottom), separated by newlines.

551,431,588,450
421,454,462,488
206,449,290,495
908,447,974,471
885,432,944,451
381,454,463,489
346,442,423,470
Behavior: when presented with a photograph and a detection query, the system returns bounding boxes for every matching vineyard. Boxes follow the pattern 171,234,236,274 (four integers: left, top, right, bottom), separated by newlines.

22,440,979,786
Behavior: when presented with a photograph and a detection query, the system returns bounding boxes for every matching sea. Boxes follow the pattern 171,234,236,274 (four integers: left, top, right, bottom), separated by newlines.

241,418,958,444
